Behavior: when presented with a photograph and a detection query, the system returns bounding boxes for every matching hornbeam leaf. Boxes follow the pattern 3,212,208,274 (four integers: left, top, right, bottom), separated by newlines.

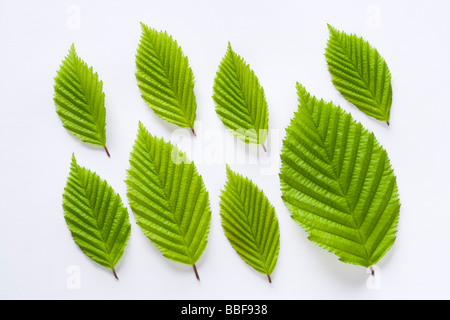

220,166,280,282
62,154,131,279
54,44,110,156
213,42,269,151
325,24,393,124
125,122,211,280
136,23,197,134
279,83,400,269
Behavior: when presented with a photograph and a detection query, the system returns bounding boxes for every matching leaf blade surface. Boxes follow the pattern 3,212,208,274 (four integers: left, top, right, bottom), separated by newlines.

220,166,280,282
62,155,131,278
54,44,109,154
279,83,400,268
325,25,392,123
136,24,197,132
213,43,269,147
125,122,211,279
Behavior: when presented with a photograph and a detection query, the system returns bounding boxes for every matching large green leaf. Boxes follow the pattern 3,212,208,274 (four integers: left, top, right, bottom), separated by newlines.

220,165,280,282
279,83,400,269
62,154,131,279
54,44,110,156
125,122,211,280
213,42,269,151
136,23,197,134
325,24,393,124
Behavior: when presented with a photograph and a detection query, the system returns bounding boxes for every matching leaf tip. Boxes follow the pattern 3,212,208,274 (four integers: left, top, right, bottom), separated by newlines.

71,153,77,166
139,21,148,31
295,82,308,99
226,41,234,55
137,121,146,133
68,43,77,57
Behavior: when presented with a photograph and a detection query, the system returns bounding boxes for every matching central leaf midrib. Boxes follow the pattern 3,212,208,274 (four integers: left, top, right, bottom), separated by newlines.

144,146,195,264
332,34,384,117
231,177,270,275
143,30,193,127
70,54,105,145
304,102,371,264
228,50,261,136
75,166,115,268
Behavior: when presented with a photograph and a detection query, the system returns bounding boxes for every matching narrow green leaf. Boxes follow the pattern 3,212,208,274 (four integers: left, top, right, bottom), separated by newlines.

125,122,211,280
213,42,269,150
62,154,131,279
325,24,393,124
279,83,400,269
220,165,280,282
136,23,197,134
54,44,110,156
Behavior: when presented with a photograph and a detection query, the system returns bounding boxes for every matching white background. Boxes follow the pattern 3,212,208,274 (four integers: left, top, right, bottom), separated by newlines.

1,0,449,300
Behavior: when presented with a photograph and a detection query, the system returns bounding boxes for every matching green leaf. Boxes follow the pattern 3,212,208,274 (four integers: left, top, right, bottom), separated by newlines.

279,83,400,269
125,122,211,280
54,44,110,156
220,165,280,282
62,154,131,279
136,23,197,134
325,24,392,124
213,42,269,151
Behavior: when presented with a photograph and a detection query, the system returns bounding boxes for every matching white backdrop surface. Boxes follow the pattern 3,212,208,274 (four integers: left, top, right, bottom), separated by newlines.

1,0,450,300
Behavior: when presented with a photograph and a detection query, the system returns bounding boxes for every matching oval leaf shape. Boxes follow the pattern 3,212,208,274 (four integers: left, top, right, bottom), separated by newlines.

325,24,393,124
220,165,280,282
54,44,110,156
62,154,131,279
213,42,269,150
125,122,211,280
279,83,400,268
136,23,197,134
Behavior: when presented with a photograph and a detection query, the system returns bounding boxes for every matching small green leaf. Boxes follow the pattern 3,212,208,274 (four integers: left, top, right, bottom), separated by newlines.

62,154,131,279
279,83,400,269
220,165,280,282
136,23,197,134
125,122,211,280
54,44,110,156
325,24,393,124
213,42,269,151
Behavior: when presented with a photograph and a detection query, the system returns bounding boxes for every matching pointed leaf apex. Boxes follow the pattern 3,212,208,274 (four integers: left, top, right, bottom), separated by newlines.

225,164,234,178
71,153,77,166
226,42,234,54
140,22,149,31
296,82,308,99
68,43,77,56
327,23,337,34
